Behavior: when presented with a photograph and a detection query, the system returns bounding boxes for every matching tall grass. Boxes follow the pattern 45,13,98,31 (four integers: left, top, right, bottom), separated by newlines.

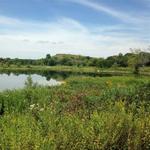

0,76,150,149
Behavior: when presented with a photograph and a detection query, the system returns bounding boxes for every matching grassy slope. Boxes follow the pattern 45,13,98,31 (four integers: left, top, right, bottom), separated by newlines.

0,65,150,75
0,76,150,149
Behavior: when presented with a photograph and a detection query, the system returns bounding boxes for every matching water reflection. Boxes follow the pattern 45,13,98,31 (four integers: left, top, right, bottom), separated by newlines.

0,70,73,80
0,71,64,91
0,69,125,91
0,69,116,80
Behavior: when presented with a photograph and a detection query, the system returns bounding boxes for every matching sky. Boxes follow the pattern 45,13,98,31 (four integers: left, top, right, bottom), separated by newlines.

0,0,150,58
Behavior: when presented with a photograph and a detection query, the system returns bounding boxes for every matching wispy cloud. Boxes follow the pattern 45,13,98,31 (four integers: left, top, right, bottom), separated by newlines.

65,0,150,24
0,15,149,58
0,15,23,26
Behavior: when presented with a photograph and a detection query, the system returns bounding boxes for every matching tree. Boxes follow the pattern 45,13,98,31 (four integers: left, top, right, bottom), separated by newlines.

44,54,53,66
97,58,105,68
130,47,150,74
46,54,51,59
116,53,128,67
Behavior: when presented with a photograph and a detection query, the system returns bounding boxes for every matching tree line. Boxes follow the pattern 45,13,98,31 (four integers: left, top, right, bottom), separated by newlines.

0,50,150,69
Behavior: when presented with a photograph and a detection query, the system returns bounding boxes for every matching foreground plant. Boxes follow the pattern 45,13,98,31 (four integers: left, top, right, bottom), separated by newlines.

0,76,150,149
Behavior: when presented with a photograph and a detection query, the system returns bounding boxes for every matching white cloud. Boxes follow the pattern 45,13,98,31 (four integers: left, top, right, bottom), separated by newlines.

0,15,149,58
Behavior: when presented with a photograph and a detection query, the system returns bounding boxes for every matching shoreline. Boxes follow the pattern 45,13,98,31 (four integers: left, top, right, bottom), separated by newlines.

0,65,150,76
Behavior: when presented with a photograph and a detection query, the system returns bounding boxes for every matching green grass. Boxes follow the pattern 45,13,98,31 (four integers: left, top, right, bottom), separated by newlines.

0,65,150,76
0,76,150,149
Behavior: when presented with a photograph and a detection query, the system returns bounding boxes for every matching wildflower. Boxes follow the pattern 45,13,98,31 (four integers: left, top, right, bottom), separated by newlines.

39,108,44,112
30,104,35,110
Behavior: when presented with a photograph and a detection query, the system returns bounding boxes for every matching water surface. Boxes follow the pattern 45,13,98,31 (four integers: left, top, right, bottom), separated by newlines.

0,73,62,91
0,69,120,91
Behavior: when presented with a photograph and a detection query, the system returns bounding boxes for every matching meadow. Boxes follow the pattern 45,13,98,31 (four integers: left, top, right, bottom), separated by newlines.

0,75,150,150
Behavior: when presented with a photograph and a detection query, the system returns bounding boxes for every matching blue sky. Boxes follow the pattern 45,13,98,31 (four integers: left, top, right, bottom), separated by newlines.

0,0,149,58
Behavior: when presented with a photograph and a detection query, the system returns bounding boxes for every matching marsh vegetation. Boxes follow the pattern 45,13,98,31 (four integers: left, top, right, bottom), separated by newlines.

0,75,150,149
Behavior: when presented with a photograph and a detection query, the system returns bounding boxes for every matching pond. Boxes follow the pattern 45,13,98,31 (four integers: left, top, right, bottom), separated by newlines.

0,69,124,91
0,72,63,91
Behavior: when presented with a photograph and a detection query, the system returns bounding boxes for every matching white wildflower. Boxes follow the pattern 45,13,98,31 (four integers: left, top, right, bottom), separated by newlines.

39,108,44,112
29,104,35,110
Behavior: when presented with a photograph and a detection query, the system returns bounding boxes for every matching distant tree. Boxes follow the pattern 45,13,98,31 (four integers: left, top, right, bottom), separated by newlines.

88,58,99,66
44,54,53,66
130,47,150,74
97,58,105,68
46,54,51,59
61,57,69,65
105,56,116,68
49,58,56,66
86,56,91,60
116,53,128,67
